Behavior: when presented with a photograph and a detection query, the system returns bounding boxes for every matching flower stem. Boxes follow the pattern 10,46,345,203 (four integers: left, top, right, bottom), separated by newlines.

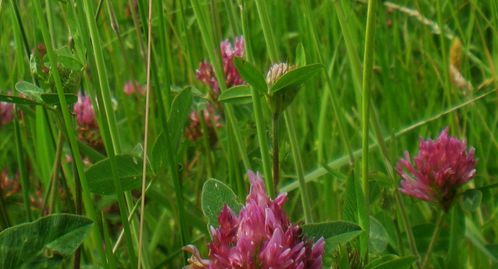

238,0,273,195
253,0,313,219
421,212,445,269
395,192,421,268
14,109,31,221
272,113,280,191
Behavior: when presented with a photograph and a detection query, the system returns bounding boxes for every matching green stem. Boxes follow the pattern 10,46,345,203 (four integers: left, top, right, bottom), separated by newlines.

254,0,312,221
42,131,63,215
395,193,421,267
359,0,377,260
14,109,31,221
32,0,107,265
80,0,139,265
0,190,10,228
272,114,280,192
421,213,445,269
284,112,313,223
237,0,273,194
199,110,214,178
160,107,189,262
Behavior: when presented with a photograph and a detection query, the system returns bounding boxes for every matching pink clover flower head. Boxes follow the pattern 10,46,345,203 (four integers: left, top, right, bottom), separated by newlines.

196,62,220,97
396,128,476,211
123,80,145,96
195,36,245,99
0,99,14,127
185,170,325,269
74,94,97,127
185,104,222,142
220,36,245,88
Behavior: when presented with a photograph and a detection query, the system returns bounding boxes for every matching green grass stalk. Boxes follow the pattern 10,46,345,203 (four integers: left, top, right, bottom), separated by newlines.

359,0,378,259
32,0,107,265
80,0,138,265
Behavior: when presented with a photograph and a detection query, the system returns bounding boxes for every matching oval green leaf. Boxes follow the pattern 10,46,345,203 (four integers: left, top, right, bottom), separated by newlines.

0,214,93,269
218,85,252,104
15,81,45,101
201,179,242,227
270,63,323,94
86,155,144,195
233,58,267,94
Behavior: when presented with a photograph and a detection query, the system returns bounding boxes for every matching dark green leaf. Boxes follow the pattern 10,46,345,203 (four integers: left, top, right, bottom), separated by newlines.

78,140,105,163
41,93,78,105
302,221,362,251
218,85,252,104
86,155,144,195
0,214,93,269
460,189,482,212
201,179,242,227
168,88,192,147
15,81,45,101
270,63,322,94
233,58,267,94
151,89,192,171
0,94,42,106
151,132,167,172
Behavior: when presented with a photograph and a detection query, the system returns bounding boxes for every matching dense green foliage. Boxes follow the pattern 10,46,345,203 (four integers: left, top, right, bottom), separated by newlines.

0,0,497,268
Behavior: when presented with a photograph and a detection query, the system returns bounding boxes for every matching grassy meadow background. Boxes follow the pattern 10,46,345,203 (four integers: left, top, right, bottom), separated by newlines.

0,0,497,268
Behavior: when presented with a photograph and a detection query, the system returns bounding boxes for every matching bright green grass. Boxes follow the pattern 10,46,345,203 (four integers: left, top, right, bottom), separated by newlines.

0,0,497,268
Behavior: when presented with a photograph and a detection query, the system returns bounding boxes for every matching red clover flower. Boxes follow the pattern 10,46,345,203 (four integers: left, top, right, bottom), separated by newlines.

396,128,476,211
0,101,13,127
196,36,245,99
123,80,145,96
184,170,325,269
185,104,222,143
74,94,97,128
73,93,103,150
